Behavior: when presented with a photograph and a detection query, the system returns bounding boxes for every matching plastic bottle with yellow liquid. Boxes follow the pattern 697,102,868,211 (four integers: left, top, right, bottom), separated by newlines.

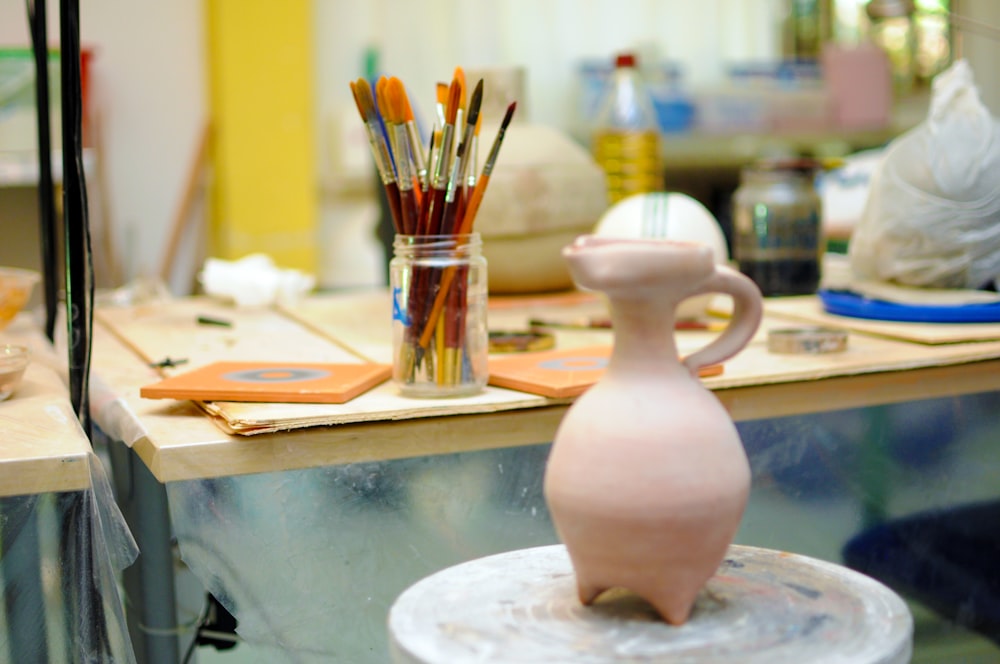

592,53,663,204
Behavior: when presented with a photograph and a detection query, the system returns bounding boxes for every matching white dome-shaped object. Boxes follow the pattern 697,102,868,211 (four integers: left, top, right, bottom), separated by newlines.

595,193,729,260
594,193,730,319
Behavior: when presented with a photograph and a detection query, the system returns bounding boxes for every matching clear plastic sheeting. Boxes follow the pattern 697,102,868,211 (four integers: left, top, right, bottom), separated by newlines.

161,394,1000,662
850,60,1000,289
89,371,150,450
0,452,138,664
167,445,556,663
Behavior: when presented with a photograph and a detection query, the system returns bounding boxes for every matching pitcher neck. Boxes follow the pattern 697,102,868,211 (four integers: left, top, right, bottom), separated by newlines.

606,294,681,372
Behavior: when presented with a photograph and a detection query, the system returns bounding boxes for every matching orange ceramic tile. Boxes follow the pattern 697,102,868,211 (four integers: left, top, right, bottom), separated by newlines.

140,361,391,404
489,345,722,398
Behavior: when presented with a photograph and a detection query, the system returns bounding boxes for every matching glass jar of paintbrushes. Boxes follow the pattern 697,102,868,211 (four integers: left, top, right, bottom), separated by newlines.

348,66,516,397
390,233,488,396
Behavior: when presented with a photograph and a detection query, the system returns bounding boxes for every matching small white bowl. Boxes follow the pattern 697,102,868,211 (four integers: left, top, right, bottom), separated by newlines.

0,267,41,331
0,344,30,401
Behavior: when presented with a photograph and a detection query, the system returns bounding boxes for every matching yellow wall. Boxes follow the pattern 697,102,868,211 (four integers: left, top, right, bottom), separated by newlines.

204,0,316,272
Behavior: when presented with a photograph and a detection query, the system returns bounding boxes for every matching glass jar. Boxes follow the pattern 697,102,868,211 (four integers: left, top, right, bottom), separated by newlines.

390,233,489,397
866,0,917,95
732,160,822,297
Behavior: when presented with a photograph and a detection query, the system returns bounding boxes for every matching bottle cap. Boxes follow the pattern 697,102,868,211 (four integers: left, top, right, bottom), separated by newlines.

751,157,822,175
488,330,556,353
615,53,637,69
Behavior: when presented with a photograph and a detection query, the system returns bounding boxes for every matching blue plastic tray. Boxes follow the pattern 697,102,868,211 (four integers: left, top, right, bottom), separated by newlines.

819,289,1000,324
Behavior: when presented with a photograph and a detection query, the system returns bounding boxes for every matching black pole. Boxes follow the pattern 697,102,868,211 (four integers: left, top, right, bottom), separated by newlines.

27,0,60,343
58,1,110,659
59,0,92,436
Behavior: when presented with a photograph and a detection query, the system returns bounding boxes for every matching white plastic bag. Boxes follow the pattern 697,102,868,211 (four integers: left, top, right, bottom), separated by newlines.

849,60,1000,289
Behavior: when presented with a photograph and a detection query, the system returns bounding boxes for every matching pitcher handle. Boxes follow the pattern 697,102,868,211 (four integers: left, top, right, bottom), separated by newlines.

681,265,763,374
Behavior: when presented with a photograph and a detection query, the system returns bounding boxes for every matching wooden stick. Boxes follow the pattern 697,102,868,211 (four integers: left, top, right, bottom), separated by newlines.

160,122,210,282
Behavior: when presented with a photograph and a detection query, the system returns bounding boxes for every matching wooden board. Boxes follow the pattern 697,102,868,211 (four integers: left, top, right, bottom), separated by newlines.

764,295,1000,345
96,292,1000,440
98,296,551,436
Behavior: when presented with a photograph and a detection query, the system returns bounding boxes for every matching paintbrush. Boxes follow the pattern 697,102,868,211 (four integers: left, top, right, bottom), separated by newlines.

411,79,462,375
418,83,451,234
459,101,516,234
454,103,484,228
375,76,406,194
467,105,484,192
453,66,467,135
399,83,429,192
384,78,420,235
374,76,403,179
439,79,482,383
426,82,448,187
439,77,481,382
422,78,461,236
417,101,517,353
351,78,403,233
440,79,483,235
375,76,393,150
435,81,448,128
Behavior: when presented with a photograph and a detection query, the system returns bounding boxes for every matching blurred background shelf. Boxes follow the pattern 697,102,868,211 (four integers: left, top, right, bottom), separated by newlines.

0,148,94,187
660,91,929,172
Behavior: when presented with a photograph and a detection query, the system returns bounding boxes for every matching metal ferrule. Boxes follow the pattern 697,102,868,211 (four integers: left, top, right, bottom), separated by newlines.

366,121,395,185
393,124,414,189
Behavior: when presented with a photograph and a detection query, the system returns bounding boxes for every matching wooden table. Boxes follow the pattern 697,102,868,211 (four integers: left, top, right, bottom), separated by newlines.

0,315,134,663
90,290,1000,662
92,290,1000,482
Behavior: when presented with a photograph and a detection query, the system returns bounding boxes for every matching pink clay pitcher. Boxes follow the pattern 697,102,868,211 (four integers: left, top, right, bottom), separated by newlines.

544,234,763,625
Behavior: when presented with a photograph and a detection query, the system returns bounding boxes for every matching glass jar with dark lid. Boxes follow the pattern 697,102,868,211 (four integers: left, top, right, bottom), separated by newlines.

732,158,823,297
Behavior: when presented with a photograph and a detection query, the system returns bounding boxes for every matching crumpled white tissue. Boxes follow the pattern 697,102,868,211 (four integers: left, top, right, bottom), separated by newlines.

200,254,315,307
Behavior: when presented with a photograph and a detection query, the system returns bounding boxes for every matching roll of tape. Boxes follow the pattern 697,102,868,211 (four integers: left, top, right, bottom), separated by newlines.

767,327,848,354
488,330,556,353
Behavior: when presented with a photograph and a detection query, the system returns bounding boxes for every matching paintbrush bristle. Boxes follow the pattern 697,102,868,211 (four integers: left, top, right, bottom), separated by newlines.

465,79,484,130
400,82,415,122
481,101,517,176
376,93,391,123
445,79,461,126
436,82,448,106
376,76,392,121
355,78,378,122
349,81,365,120
500,101,516,132
455,67,467,112
387,77,408,125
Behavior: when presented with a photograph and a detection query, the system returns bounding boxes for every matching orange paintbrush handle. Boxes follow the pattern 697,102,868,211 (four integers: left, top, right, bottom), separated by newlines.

418,265,458,349
458,173,489,235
